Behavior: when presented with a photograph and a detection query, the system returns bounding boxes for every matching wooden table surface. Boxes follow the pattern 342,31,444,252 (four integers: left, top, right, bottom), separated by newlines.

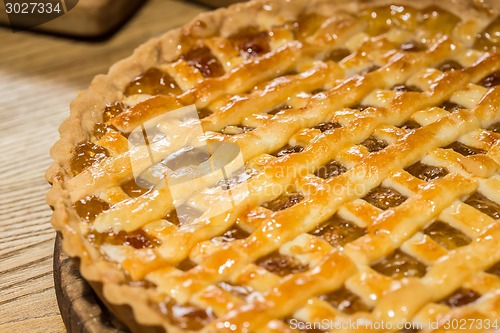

0,1,207,331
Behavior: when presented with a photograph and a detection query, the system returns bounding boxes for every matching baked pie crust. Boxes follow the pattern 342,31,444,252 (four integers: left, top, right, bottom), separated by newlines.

46,0,500,332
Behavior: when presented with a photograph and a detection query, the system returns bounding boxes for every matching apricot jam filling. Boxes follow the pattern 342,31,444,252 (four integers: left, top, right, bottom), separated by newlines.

216,281,253,299
290,13,327,40
440,288,481,308
423,221,471,250
314,160,347,179
164,205,203,226
268,104,292,115
392,84,423,92
473,16,499,51
399,40,427,52
325,48,351,62
359,65,381,75
319,287,371,314
464,192,500,219
213,225,250,243
437,60,463,72
87,229,160,249
314,121,341,132
445,142,486,156
361,5,419,36
310,214,366,247
421,6,460,37
363,186,407,210
361,136,388,153
216,169,256,191
486,261,500,277
124,68,182,96
121,178,151,198
165,146,210,171
94,103,124,139
372,249,427,279
93,122,120,140
230,29,270,58
176,258,197,271
157,299,215,331
478,70,500,88
405,162,448,182
487,122,500,134
257,252,309,277
74,196,110,222
439,101,463,112
273,145,304,157
103,102,125,122
400,120,421,130
70,141,109,175
196,108,213,119
181,47,225,78
220,125,255,136
262,193,304,211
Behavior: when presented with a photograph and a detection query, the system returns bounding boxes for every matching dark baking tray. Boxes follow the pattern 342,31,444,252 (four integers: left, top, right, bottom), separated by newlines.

53,233,129,333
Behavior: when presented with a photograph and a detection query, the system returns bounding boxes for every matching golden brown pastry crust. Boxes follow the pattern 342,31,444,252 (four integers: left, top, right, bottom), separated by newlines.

46,0,500,332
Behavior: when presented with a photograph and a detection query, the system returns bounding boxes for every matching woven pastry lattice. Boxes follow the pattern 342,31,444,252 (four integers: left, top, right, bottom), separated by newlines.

62,1,500,332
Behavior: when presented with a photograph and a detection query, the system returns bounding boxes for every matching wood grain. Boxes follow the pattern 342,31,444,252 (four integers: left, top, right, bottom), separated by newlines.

0,1,206,332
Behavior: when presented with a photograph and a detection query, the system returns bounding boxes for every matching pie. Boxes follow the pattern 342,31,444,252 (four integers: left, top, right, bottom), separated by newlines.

46,0,500,332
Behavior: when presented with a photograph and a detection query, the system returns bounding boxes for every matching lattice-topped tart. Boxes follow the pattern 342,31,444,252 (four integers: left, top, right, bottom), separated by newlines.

47,0,500,332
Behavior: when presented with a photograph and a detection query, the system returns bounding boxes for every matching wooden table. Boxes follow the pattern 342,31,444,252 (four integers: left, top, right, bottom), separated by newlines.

0,1,207,331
